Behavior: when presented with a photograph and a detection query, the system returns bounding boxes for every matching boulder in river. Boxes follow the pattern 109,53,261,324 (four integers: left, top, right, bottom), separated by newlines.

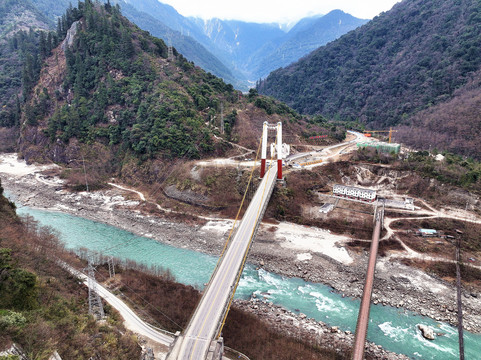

418,324,435,340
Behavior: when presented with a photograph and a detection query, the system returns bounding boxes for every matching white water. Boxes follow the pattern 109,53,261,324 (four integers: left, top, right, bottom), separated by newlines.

11,205,481,359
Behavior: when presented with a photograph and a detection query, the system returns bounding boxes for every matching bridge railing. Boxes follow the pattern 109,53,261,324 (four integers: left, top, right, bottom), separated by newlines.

214,168,278,338
147,324,177,337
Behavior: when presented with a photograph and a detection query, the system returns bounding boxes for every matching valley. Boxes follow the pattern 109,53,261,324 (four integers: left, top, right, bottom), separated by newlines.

2,132,481,359
2,0,481,359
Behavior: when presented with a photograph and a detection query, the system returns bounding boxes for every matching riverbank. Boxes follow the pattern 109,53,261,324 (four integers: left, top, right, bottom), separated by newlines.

233,299,409,360
1,153,480,354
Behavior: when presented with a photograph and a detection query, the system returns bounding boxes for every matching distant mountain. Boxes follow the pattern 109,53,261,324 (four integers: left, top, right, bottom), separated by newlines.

19,1,319,188
1,0,51,34
188,10,367,83
253,10,368,79
287,15,324,35
5,0,368,91
100,0,367,87
258,0,481,124
121,0,200,37
189,18,286,80
112,0,241,87
30,0,71,20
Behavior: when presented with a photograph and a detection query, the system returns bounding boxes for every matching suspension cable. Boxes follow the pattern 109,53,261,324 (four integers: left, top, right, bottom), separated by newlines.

216,133,278,337
210,134,263,272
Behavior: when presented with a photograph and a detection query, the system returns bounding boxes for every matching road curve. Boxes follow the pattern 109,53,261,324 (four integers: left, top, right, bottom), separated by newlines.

62,263,174,346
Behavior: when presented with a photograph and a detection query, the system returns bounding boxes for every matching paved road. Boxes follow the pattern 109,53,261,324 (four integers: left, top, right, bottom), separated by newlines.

168,166,278,360
62,263,174,346
286,130,366,165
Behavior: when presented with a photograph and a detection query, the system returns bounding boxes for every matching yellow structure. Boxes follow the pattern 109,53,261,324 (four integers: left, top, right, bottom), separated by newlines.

363,127,398,143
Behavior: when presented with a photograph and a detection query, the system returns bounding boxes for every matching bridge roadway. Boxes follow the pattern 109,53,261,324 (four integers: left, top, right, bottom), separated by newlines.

167,166,278,360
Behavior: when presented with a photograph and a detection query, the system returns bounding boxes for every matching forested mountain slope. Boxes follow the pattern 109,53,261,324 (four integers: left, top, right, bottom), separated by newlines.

0,0,51,127
27,0,241,87
396,71,481,158
258,0,481,130
18,1,329,189
20,1,237,163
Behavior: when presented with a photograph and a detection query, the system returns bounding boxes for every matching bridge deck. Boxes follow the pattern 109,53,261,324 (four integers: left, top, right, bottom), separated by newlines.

168,166,278,360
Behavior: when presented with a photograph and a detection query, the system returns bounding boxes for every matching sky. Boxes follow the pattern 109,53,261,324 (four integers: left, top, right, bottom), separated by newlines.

158,0,402,24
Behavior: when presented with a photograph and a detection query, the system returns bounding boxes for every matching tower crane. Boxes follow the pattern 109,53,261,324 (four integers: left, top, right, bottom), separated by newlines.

363,127,398,143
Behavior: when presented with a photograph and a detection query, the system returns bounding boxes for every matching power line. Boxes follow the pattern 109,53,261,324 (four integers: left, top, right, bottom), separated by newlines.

92,263,184,332
85,257,104,320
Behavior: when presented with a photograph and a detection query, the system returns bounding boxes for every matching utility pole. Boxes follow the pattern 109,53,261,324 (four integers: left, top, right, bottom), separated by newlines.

107,256,115,278
81,154,89,192
86,258,104,320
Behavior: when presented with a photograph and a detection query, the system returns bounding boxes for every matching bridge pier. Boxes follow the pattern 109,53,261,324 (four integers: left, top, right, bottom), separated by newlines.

206,337,224,360
277,122,282,180
260,122,268,178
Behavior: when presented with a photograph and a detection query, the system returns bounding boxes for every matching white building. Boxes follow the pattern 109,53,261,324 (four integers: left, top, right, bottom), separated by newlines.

332,184,377,202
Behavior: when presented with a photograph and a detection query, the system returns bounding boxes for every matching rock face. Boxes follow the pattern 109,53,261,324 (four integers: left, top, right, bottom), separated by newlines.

18,126,81,165
418,324,435,340
61,21,79,52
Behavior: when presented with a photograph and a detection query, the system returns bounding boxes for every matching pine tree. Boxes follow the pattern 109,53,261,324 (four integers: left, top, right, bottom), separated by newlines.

39,31,47,59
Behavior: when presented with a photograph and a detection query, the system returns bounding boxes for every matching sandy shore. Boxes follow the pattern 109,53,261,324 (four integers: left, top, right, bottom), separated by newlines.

1,152,481,356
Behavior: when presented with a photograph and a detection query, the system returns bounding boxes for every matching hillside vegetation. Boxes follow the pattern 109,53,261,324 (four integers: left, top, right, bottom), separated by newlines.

19,1,237,163
396,73,481,158
15,1,339,190
0,178,142,358
258,0,481,157
0,0,52,127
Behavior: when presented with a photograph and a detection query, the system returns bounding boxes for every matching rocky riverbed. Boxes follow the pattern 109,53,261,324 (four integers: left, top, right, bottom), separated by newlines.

1,153,481,358
233,298,409,360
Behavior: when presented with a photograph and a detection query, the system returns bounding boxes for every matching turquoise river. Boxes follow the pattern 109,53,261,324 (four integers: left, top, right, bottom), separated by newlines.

13,205,481,359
